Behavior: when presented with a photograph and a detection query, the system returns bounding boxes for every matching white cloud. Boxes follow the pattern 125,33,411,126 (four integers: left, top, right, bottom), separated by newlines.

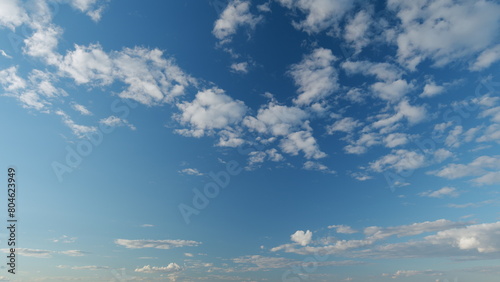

212,0,262,44
387,0,500,70
71,103,92,116
99,116,136,130
373,100,426,128
342,60,403,82
0,0,28,30
230,62,249,73
289,48,338,105
433,148,454,163
0,50,12,59
419,187,459,198
243,102,308,136
370,149,426,173
425,222,500,253
420,82,445,98
291,230,312,246
371,79,413,101
277,0,354,34
431,155,500,184
326,117,362,134
0,66,27,92
67,0,107,22
328,225,358,234
59,44,113,85
179,168,203,176
344,9,373,55
135,263,182,273
175,88,247,137
471,44,500,71
303,161,334,173
280,130,326,159
23,24,62,65
114,239,201,249
383,133,408,148
56,110,97,137
389,270,442,279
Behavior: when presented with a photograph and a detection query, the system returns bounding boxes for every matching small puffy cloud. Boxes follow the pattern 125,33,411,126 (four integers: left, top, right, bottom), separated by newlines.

243,102,308,136
344,9,373,55
179,168,203,176
371,79,413,101
326,117,362,135
230,62,249,73
433,148,454,163
175,88,247,137
135,263,182,273
67,0,107,22
370,149,426,173
419,187,460,198
99,116,136,130
277,0,354,34
383,133,408,148
280,130,327,159
0,66,27,92
114,239,201,249
212,0,262,44
290,48,338,105
291,230,312,246
420,82,445,98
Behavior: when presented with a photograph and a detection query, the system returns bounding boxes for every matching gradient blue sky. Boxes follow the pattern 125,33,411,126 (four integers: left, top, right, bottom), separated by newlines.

1,0,500,281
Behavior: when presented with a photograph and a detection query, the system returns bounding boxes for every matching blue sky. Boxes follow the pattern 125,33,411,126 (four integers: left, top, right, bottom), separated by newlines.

1,0,500,281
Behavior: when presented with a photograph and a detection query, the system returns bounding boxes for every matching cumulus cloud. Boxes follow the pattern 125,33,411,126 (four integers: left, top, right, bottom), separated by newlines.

0,0,28,30
277,0,354,34
212,0,262,44
243,102,308,136
370,149,426,173
326,117,362,135
387,0,500,70
291,230,312,246
289,48,338,105
280,130,326,159
230,62,249,73
175,88,247,137
344,9,373,55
